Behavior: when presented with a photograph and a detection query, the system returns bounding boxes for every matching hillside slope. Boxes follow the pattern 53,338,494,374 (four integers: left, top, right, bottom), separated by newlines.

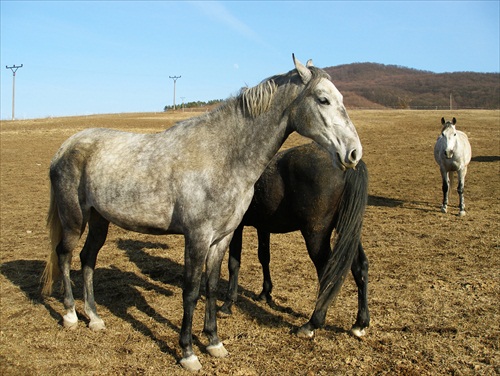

325,63,499,109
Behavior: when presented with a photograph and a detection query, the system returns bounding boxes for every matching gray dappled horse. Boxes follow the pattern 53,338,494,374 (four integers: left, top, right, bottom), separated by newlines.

434,117,472,216
41,55,362,371
220,142,369,338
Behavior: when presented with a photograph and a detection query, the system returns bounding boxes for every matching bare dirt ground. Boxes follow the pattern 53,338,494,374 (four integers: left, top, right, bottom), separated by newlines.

1,110,498,375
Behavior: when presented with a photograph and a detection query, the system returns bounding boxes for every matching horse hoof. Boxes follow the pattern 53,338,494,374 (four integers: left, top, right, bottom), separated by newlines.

179,354,202,372
441,207,447,213
351,327,366,338
207,342,229,358
63,312,78,330
63,319,78,330
217,304,233,317
89,319,106,331
297,327,315,339
256,293,267,303
459,211,466,217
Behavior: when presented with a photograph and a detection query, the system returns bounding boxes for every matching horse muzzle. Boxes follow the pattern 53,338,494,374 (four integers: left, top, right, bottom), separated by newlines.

337,148,361,170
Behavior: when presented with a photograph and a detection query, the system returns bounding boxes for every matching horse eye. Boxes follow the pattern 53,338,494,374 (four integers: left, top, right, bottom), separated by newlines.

318,97,330,105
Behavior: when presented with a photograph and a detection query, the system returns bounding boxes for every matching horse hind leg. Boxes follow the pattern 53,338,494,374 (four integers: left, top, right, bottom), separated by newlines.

80,209,109,331
56,231,82,329
350,242,370,337
297,231,330,338
45,185,87,329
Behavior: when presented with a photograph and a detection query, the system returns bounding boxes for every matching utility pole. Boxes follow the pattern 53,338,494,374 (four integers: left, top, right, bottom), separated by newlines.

169,75,181,110
6,64,23,120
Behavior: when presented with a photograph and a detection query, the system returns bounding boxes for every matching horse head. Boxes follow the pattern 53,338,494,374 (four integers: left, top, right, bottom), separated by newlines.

440,117,458,159
290,55,362,170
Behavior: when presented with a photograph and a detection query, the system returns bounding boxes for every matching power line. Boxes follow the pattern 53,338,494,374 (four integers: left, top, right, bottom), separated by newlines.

5,64,23,120
169,75,181,111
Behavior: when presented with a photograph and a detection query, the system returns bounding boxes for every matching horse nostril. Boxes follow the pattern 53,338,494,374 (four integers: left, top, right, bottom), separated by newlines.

349,149,358,163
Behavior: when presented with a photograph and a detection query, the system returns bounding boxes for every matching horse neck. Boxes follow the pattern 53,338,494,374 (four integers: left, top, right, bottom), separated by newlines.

199,83,300,183
212,104,293,182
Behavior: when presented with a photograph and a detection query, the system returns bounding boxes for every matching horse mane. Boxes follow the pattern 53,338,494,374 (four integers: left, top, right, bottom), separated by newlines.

235,66,330,118
239,80,278,118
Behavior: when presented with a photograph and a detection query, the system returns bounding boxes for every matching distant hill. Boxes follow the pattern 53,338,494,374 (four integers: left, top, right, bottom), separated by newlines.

324,63,500,109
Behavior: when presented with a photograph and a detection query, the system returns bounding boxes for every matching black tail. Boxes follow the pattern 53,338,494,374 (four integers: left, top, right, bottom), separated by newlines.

316,160,368,310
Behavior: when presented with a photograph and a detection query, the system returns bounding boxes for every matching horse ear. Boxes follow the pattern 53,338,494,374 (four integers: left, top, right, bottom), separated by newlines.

452,117,457,125
292,53,312,84
441,117,445,125
306,59,314,67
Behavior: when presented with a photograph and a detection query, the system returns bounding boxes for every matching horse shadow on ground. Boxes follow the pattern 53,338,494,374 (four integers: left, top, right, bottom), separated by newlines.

117,239,312,331
471,156,500,163
1,259,62,323
368,195,404,208
2,238,338,360
1,257,180,358
368,195,438,213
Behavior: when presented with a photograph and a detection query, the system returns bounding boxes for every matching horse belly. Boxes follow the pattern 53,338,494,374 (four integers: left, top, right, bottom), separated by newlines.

91,191,176,235
86,167,178,234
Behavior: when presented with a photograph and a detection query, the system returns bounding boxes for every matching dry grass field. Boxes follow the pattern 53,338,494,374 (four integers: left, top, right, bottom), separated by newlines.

1,109,499,375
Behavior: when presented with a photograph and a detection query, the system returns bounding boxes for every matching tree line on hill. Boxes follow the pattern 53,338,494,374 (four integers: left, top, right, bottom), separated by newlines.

325,63,499,109
163,63,499,112
164,99,222,112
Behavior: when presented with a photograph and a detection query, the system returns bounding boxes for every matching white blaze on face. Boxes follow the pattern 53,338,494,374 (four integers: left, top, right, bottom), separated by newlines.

442,125,457,159
311,78,362,169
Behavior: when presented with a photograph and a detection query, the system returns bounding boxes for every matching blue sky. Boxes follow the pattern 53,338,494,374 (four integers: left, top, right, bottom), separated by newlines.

1,1,499,120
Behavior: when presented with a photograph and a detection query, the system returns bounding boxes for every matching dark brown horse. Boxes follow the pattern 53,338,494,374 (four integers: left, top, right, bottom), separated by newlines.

221,142,369,338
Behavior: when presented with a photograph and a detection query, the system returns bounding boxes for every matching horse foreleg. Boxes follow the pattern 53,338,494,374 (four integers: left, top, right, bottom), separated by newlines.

457,168,467,216
80,211,109,331
179,240,204,371
350,242,369,337
257,230,273,303
220,225,244,315
441,169,450,213
203,236,231,359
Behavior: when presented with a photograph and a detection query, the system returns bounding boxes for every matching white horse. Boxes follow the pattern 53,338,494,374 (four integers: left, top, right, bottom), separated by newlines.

434,117,472,216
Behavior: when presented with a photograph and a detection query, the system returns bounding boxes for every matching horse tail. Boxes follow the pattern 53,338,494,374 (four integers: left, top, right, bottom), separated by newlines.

41,183,63,296
316,160,368,310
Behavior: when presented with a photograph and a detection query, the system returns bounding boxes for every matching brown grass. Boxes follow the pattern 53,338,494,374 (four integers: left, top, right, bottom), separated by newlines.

1,110,499,375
